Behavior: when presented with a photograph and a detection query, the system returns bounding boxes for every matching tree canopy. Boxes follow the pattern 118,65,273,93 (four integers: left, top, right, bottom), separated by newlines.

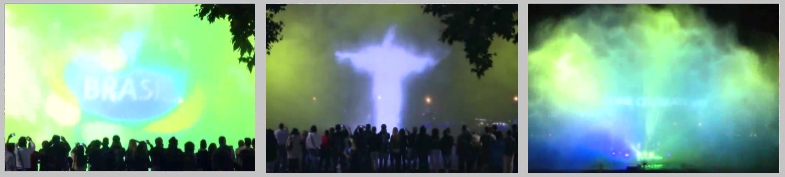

197,4,518,78
194,4,256,72
422,4,518,78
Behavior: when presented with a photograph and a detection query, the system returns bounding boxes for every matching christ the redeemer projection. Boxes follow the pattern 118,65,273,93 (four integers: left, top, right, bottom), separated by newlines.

335,26,439,128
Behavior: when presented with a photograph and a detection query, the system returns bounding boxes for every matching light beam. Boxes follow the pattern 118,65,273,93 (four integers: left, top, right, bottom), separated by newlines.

335,26,438,128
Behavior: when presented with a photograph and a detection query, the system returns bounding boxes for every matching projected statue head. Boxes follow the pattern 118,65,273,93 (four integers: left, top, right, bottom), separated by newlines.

335,26,438,128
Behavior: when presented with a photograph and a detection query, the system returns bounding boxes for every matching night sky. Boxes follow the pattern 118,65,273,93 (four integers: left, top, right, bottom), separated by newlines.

265,4,519,130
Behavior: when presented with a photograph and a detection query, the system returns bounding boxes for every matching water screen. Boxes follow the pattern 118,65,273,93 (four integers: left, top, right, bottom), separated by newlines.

528,5,778,171
5,4,256,148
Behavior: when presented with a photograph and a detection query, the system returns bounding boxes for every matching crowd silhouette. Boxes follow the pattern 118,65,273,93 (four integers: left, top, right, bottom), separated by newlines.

5,134,255,171
267,123,518,173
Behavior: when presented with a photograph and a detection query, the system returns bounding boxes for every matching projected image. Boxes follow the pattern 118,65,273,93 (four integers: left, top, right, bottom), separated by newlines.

528,4,779,173
266,4,518,173
5,4,256,171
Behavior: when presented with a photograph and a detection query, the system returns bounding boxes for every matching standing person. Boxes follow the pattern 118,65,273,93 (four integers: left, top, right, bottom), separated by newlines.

125,139,138,171
197,139,212,171
429,128,442,173
379,124,391,172
457,125,472,173
512,124,518,173
148,138,165,171
184,141,197,171
274,123,289,172
6,142,17,171
407,127,418,171
416,126,431,172
441,128,455,173
15,136,36,171
213,136,235,171
503,130,516,173
398,128,408,172
51,135,72,171
470,131,481,172
286,128,303,173
265,130,277,172
109,135,125,171
368,126,381,172
86,140,103,171
489,131,506,173
70,143,87,171
164,137,184,171
132,141,151,171
479,127,494,172
305,125,320,172
319,129,332,172
331,125,346,173
390,127,402,172
239,138,255,171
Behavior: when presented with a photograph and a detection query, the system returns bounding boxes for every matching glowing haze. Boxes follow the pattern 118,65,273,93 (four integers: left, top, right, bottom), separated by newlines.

528,5,778,170
335,26,438,128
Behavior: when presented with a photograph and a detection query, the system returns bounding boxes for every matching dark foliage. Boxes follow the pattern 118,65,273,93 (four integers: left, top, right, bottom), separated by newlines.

194,4,257,72
422,4,518,78
197,4,519,77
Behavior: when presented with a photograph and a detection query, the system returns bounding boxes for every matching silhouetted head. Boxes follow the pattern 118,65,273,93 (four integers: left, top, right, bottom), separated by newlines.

444,128,451,136
51,135,61,145
128,139,138,151
208,143,217,152
432,128,440,137
372,126,377,133
506,130,513,139
89,140,101,151
155,137,164,147
185,141,195,153
419,126,427,135
291,128,300,136
168,137,178,149
279,123,285,130
218,136,227,146
5,143,15,152
335,124,342,131
199,139,207,150
102,137,109,148
310,125,317,133
485,126,492,133
137,141,149,154
492,125,498,132
244,138,252,148
17,137,27,148
392,127,399,135
462,125,468,133
41,141,49,150
238,140,245,147
365,124,371,130
329,127,336,134
381,124,387,131
324,130,330,136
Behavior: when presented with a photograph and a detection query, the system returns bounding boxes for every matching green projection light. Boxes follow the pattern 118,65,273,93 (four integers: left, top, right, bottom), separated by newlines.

636,151,663,161
5,4,256,149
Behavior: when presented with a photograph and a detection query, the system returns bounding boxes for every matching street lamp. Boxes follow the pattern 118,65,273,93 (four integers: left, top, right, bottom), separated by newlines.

425,96,432,104
514,95,518,102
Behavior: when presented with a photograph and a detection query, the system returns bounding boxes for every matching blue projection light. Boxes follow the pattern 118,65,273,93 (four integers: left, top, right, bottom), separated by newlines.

335,26,439,128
